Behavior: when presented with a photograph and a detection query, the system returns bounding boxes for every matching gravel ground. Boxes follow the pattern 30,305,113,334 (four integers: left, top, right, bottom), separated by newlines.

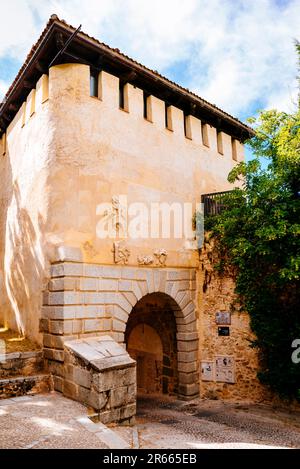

0,393,108,449
113,394,300,449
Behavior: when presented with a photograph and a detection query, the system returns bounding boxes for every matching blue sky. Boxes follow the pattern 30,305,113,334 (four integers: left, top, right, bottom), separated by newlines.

0,0,299,156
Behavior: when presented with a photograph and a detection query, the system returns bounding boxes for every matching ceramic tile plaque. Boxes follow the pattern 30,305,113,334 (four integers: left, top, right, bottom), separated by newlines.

215,311,231,325
201,361,214,381
215,355,235,383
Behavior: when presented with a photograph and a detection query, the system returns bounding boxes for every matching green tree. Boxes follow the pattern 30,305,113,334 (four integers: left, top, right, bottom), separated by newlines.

206,45,300,400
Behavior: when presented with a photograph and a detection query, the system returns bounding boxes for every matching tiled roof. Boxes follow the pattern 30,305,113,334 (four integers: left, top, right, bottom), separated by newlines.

0,14,254,138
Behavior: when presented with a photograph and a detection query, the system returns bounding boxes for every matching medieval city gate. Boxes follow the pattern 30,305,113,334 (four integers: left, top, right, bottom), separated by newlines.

42,257,200,421
126,292,188,396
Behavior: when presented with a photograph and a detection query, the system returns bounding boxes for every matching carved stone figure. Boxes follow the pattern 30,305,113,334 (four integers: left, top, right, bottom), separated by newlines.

137,255,154,265
103,195,127,238
153,248,168,266
112,241,130,264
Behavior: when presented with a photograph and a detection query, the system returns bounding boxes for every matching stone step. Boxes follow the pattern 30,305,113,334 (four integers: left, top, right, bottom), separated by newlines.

0,374,52,400
0,350,45,379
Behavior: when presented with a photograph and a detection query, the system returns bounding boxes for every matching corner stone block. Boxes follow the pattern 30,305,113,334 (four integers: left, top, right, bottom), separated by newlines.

48,291,82,306
178,372,199,385
49,277,76,291
53,376,63,392
178,382,199,397
177,340,198,352
176,332,199,341
44,348,64,362
110,385,134,408
177,322,197,333
54,246,83,263
51,262,83,278
177,361,198,373
177,350,198,363
73,367,91,389
119,403,136,421
63,380,78,400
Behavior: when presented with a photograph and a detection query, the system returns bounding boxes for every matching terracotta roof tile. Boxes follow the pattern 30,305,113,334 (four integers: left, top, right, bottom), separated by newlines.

1,14,254,137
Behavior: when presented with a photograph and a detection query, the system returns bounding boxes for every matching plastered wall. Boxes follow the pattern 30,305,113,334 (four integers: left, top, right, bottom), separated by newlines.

0,62,244,343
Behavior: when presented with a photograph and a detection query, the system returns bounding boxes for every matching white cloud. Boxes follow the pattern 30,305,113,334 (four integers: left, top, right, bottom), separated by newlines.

0,80,9,101
0,0,299,116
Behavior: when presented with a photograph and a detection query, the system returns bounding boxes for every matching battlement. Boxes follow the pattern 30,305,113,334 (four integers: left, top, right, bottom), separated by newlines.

1,63,244,164
0,74,49,155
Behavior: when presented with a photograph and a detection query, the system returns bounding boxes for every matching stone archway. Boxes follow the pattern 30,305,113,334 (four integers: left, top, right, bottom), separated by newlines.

44,262,199,401
125,293,178,395
125,291,199,399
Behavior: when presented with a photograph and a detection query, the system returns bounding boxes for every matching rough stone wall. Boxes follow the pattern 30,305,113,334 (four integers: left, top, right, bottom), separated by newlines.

0,351,44,378
198,237,273,402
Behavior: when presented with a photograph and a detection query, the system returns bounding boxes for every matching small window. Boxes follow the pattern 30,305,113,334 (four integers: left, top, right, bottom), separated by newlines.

90,70,99,98
143,92,152,121
201,122,209,147
231,137,238,161
119,81,125,109
217,131,223,155
184,114,192,139
165,104,173,130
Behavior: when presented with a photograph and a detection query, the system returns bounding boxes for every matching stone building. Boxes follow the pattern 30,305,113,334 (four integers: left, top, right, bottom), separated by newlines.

0,16,268,422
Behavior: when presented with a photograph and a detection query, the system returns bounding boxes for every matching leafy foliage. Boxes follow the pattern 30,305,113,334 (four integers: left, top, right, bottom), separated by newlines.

206,46,300,400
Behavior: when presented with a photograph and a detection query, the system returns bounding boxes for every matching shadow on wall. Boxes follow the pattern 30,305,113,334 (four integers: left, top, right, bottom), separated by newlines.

1,151,46,339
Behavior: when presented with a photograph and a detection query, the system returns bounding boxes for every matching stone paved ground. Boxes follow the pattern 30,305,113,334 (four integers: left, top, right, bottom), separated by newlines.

113,394,300,449
0,393,108,449
1,392,300,449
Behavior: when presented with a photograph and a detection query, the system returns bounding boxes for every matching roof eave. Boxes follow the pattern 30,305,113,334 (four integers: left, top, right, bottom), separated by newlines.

0,17,255,140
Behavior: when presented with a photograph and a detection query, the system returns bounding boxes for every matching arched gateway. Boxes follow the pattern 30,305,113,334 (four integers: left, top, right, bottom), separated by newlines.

126,292,198,398
43,261,199,422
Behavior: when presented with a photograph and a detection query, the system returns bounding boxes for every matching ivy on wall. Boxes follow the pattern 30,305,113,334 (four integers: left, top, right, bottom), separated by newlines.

202,44,300,400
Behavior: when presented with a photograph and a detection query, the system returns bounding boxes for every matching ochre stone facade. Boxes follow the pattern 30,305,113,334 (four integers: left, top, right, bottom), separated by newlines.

0,23,270,418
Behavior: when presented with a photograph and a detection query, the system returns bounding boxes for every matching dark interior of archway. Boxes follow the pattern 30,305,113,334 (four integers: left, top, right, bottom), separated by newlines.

125,293,178,396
